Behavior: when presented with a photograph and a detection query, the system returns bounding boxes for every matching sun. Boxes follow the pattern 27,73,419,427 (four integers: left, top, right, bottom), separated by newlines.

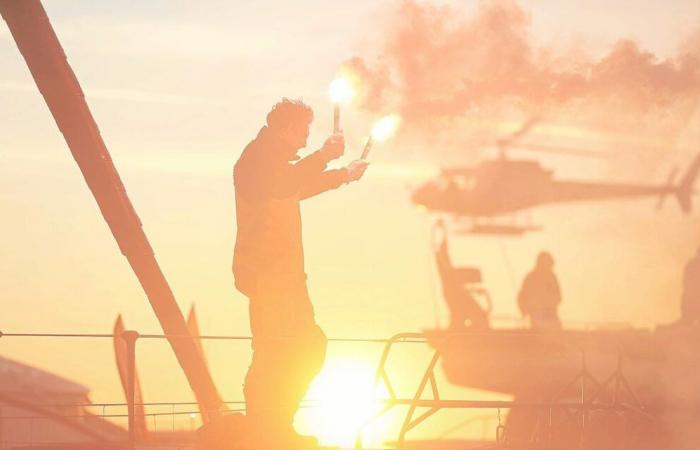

298,358,391,448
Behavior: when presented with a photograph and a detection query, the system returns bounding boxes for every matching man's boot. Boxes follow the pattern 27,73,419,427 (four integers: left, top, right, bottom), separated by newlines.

196,413,249,450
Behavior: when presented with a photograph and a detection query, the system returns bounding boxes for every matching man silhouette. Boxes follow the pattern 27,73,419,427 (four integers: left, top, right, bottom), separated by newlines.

517,251,562,330
233,99,368,446
679,246,700,326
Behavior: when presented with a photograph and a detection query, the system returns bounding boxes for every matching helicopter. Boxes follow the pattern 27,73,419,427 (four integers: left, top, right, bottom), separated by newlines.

411,120,700,235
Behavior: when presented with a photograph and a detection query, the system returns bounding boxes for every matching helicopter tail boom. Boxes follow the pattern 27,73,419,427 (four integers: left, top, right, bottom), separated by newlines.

675,152,700,214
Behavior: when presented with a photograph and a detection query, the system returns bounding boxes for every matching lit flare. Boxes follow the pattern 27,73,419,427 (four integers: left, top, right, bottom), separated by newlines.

361,114,401,159
371,114,401,141
328,77,354,104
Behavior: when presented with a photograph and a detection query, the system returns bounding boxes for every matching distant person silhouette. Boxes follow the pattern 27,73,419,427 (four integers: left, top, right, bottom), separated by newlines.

233,99,368,447
679,246,700,326
433,221,490,329
517,251,562,330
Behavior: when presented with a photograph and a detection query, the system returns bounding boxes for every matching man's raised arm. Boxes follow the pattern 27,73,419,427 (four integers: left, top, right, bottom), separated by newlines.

290,133,368,199
294,133,344,178
300,160,368,199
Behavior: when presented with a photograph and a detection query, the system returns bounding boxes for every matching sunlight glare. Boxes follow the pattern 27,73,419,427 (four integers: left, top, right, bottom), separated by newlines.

302,359,390,448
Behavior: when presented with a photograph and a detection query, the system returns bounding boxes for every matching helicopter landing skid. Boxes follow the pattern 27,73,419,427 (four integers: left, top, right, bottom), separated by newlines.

455,219,542,236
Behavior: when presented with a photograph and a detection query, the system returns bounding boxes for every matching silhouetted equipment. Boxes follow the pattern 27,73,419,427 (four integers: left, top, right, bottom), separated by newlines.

113,316,148,440
412,121,700,235
0,0,223,420
679,247,700,326
456,222,542,236
425,325,700,449
187,305,208,366
422,221,699,448
0,354,128,447
187,304,212,423
432,221,491,329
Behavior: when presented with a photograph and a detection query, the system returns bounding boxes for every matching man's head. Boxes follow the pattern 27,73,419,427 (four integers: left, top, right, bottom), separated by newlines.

536,251,555,270
266,99,313,159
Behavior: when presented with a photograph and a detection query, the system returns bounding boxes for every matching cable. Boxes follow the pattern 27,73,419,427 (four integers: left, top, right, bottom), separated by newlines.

0,332,413,344
426,218,445,329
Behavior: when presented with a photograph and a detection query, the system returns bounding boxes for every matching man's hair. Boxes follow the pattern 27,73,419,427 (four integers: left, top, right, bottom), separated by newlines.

266,98,313,130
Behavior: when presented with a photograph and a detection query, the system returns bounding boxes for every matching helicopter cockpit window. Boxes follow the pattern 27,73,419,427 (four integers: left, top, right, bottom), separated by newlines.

435,177,450,191
454,174,477,190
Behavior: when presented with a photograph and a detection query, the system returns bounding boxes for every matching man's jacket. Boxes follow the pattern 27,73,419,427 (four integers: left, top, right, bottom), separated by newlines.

233,127,347,296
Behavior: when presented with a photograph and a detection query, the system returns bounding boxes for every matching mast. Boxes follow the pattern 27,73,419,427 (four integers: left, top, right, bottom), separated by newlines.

0,0,223,419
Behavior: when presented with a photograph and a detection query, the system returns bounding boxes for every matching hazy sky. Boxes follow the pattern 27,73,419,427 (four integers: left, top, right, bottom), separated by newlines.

1,0,699,445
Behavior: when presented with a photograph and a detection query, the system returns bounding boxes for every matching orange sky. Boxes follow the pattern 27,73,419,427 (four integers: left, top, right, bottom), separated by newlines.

1,0,699,446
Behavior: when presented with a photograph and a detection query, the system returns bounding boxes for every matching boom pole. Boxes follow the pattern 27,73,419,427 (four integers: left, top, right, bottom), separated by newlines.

0,0,223,420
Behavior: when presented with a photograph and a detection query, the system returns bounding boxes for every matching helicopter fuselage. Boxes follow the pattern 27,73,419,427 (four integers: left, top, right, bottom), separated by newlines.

411,157,698,218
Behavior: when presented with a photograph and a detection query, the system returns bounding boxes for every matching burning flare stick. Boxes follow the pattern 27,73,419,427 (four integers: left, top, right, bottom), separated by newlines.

362,115,401,160
329,76,353,133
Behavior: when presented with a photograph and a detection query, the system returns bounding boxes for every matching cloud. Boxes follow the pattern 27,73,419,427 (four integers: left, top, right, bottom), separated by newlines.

0,80,224,106
52,17,279,59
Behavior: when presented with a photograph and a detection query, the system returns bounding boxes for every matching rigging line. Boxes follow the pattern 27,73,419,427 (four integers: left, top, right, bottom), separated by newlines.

24,398,331,409
426,217,443,329
0,330,571,340
0,332,426,344
0,332,113,338
498,238,517,293
20,400,246,408
0,409,245,420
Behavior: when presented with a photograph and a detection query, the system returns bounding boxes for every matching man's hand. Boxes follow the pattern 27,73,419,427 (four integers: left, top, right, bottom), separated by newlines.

320,133,344,162
345,160,369,182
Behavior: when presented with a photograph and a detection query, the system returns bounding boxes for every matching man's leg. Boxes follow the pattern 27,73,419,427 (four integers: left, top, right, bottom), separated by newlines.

284,323,327,425
244,339,288,421
680,293,700,326
281,281,328,434
243,279,327,442
244,293,298,436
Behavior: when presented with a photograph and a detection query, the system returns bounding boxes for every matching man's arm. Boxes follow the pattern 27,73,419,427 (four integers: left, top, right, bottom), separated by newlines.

299,160,369,200
299,168,348,200
286,133,345,198
238,135,342,200
293,150,330,179
552,275,562,306
269,150,332,200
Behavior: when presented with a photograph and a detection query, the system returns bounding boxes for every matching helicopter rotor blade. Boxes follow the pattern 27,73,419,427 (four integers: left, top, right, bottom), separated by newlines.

511,141,611,159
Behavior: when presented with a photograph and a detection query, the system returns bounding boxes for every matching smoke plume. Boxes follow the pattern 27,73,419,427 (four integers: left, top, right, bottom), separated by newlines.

342,0,700,168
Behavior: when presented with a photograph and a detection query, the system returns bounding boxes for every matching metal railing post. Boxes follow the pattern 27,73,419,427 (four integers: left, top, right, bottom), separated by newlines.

0,331,3,450
122,330,140,450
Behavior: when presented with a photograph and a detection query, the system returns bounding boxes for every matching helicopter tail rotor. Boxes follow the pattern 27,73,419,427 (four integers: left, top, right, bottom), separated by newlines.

675,152,700,214
656,167,678,211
